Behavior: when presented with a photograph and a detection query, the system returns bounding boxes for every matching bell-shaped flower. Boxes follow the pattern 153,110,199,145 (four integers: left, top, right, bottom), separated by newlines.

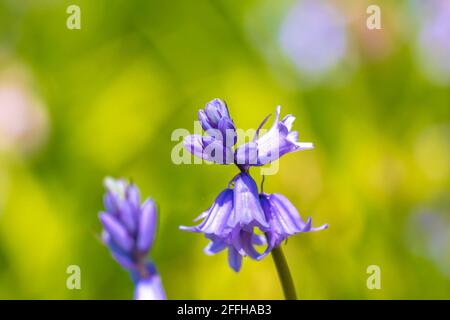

235,106,313,167
259,192,328,249
180,173,269,272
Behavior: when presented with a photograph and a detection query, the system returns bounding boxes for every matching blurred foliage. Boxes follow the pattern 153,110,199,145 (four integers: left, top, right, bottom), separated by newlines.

0,0,449,299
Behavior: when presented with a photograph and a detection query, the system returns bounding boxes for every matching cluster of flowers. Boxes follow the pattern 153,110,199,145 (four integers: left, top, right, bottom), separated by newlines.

98,98,327,299
181,99,327,271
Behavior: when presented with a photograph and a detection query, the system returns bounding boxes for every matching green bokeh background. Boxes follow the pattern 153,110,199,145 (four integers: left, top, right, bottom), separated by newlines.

0,0,449,299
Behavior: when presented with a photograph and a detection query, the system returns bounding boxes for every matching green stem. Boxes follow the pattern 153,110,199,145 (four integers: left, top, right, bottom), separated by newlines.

271,246,297,300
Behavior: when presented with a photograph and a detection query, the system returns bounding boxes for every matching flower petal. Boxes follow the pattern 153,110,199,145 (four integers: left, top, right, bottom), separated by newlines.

239,230,267,261
218,117,237,145
99,213,134,253
126,184,141,209
203,137,234,164
198,109,213,131
228,246,243,272
252,234,267,246
137,198,157,253
235,142,258,166
183,134,233,164
197,189,234,235
117,198,137,233
204,238,227,255
232,173,269,231
103,191,119,214
269,193,308,234
237,106,313,166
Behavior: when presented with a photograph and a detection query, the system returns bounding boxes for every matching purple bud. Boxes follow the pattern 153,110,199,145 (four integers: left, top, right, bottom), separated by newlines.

126,184,141,209
218,117,237,145
117,199,137,233
137,199,157,253
100,213,134,253
103,191,119,215
198,109,213,131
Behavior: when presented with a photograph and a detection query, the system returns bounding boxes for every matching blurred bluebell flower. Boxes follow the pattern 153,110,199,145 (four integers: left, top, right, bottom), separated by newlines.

259,193,328,249
279,0,347,79
99,177,166,300
405,209,450,279
235,106,313,167
414,0,450,85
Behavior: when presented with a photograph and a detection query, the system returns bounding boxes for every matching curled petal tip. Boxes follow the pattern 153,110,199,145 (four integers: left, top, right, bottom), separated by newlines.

312,223,329,231
275,105,281,113
298,142,314,149
179,225,197,232
228,247,243,272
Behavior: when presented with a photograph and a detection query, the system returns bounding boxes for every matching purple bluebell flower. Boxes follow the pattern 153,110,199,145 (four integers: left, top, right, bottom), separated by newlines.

180,173,269,272
184,99,236,164
180,99,327,276
99,177,166,300
235,106,313,167
259,193,328,249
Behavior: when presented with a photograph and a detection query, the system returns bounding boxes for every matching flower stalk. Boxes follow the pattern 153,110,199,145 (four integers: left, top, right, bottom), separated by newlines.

271,245,297,300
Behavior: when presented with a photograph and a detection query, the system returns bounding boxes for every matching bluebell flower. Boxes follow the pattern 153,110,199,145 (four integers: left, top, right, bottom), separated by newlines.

180,173,269,272
99,177,166,300
184,99,236,164
180,99,327,273
259,193,328,249
235,106,313,167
